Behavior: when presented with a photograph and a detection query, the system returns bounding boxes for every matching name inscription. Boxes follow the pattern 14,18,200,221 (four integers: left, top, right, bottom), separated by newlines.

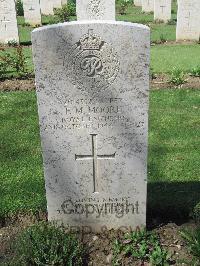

44,97,143,131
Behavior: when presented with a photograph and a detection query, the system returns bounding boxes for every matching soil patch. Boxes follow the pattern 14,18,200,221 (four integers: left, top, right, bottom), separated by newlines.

0,75,199,92
0,78,35,92
151,74,200,90
0,213,196,265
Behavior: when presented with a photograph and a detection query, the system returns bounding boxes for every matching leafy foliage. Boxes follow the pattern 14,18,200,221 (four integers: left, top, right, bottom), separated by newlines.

116,0,133,15
169,67,186,86
16,0,24,16
190,65,200,77
193,203,200,224
12,222,85,266
181,227,200,264
0,46,29,79
113,229,170,265
54,2,76,22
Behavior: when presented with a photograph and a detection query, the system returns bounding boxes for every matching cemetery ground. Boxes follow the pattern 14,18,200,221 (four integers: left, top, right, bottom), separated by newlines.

0,3,200,266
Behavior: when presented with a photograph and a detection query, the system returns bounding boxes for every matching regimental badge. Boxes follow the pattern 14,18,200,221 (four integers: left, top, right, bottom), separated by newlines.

65,29,120,92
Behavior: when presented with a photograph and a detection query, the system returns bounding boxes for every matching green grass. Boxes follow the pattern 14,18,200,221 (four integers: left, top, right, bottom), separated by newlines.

15,2,178,45
0,92,46,216
151,45,200,73
151,24,176,42
0,89,199,220
148,89,200,220
1,44,199,79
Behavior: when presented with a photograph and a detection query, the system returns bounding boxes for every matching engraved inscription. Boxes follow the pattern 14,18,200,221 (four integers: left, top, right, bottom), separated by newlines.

75,134,116,193
86,0,105,19
65,29,120,91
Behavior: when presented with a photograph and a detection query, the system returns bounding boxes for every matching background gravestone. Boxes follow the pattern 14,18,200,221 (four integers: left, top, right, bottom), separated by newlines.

176,0,200,41
154,0,171,23
0,0,19,43
23,0,42,26
134,0,142,7
76,0,115,21
142,0,154,13
40,0,54,15
52,0,62,9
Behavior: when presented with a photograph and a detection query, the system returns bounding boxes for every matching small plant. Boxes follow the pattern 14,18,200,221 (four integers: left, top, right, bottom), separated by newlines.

0,46,29,78
190,66,200,77
116,0,132,15
112,228,170,265
170,67,186,86
150,67,156,79
160,34,167,43
181,227,200,263
12,221,85,265
16,0,24,16
167,19,176,25
7,39,18,47
54,2,76,22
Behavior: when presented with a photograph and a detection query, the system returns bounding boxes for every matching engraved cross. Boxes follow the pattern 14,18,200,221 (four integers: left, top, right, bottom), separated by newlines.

75,134,116,193
160,5,166,13
1,16,10,30
185,11,191,28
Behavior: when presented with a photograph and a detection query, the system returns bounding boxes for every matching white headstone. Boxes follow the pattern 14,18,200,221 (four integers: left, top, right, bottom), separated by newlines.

23,0,42,26
142,0,154,12
134,0,142,7
32,0,150,233
176,0,200,41
0,0,19,43
154,0,171,22
52,0,62,9
76,0,115,21
40,0,54,15
61,0,67,5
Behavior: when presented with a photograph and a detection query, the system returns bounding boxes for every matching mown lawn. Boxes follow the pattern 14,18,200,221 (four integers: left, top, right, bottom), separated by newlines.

16,1,178,45
151,45,200,73
1,44,199,80
0,89,199,220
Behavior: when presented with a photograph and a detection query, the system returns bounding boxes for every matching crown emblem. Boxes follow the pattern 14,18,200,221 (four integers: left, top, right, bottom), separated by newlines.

80,29,102,50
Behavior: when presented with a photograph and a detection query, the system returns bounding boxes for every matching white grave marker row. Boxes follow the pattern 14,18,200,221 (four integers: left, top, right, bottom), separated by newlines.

23,0,41,26
176,0,200,41
142,0,154,13
0,0,19,43
154,0,171,23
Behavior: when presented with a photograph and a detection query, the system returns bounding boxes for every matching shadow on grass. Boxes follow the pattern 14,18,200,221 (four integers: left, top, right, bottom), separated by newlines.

147,181,200,227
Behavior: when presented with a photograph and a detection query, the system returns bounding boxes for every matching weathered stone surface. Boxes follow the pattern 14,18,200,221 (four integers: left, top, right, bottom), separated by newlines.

40,0,54,15
23,0,41,26
176,0,200,41
32,21,150,232
76,0,115,21
134,0,142,7
154,0,171,22
0,0,19,43
61,0,67,5
142,0,154,12
52,0,62,9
